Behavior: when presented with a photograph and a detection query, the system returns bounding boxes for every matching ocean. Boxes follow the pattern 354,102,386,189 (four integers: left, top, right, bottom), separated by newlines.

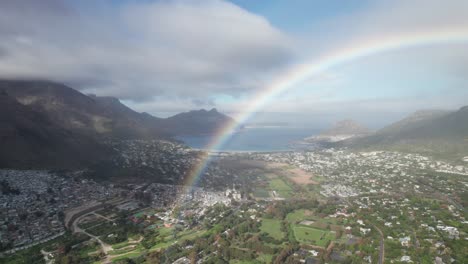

177,126,320,152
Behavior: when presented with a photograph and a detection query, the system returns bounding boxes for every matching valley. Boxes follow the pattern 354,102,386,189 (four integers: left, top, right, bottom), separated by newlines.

1,144,467,263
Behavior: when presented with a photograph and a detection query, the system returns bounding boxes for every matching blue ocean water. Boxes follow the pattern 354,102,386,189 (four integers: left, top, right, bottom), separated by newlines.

177,127,320,152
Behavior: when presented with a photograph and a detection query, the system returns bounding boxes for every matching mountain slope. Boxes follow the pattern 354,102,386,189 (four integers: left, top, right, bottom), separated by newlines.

375,110,451,137
321,119,370,136
90,95,170,139
305,119,370,143
343,107,468,158
0,80,234,139
164,108,235,136
0,79,235,169
0,90,112,168
0,80,170,139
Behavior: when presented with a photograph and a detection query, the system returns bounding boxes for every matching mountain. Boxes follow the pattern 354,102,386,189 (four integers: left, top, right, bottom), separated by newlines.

0,79,235,169
375,110,451,136
304,119,370,143
0,80,170,140
0,90,112,169
0,80,234,139
321,119,370,136
164,108,235,136
343,107,468,158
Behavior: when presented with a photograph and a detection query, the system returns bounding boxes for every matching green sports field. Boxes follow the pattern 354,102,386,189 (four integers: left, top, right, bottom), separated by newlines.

260,218,285,240
292,225,335,247
269,178,293,198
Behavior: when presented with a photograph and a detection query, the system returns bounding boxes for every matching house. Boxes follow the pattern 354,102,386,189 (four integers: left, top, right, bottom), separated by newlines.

436,225,459,239
345,226,352,234
400,256,412,262
360,228,371,235
399,236,411,247
309,250,319,257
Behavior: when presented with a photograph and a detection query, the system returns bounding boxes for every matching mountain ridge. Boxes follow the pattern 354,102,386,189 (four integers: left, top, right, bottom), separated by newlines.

0,90,113,169
0,79,235,169
165,108,235,136
304,119,370,143
320,119,370,136
340,106,468,158
0,80,234,139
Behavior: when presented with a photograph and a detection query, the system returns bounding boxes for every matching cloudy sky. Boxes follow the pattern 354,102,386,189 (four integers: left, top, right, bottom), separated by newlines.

1,0,467,128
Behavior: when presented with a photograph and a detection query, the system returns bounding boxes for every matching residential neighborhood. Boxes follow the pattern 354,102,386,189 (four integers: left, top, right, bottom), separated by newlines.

1,146,467,263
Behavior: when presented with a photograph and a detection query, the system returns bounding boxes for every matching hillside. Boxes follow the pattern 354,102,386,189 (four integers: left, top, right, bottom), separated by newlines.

343,107,468,159
304,119,370,143
0,80,170,140
321,119,370,136
0,80,234,138
0,79,235,169
0,90,112,168
165,108,235,135
375,110,451,136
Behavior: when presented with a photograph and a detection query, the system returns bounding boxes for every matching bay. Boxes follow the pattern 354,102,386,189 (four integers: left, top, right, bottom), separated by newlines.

177,126,320,152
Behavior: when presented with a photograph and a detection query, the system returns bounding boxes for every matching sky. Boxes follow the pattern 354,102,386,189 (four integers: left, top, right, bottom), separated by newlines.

0,0,467,128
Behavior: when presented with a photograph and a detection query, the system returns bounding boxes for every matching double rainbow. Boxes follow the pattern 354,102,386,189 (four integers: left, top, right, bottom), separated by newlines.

181,28,468,192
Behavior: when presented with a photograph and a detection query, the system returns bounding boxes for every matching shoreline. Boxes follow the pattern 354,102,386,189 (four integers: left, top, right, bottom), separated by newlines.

192,148,295,154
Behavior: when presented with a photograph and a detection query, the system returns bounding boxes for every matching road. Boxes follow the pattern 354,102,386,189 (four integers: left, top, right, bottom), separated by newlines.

372,224,385,264
412,228,420,249
343,198,385,264
93,212,115,222
72,213,113,264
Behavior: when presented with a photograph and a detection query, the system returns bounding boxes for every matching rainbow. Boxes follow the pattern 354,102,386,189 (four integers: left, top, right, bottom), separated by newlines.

180,27,468,194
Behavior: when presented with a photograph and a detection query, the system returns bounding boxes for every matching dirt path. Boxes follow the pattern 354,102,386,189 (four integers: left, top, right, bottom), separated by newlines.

372,224,385,264
72,213,113,263
93,212,114,222
128,236,143,243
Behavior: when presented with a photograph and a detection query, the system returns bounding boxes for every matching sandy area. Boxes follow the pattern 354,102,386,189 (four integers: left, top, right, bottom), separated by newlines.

266,162,318,185
288,167,318,185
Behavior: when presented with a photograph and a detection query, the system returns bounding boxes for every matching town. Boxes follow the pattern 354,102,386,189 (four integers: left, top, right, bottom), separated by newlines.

0,170,119,252
1,144,467,263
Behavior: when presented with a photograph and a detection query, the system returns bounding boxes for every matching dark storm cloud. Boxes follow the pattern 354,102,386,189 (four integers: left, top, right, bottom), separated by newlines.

0,0,293,102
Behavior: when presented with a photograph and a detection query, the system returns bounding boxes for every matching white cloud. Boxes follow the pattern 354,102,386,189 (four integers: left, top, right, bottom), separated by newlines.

1,0,467,123
228,92,468,129
268,0,468,123
0,0,292,101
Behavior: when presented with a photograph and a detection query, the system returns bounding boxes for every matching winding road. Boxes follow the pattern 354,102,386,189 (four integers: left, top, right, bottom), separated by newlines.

372,224,385,264
345,198,385,264
72,213,113,264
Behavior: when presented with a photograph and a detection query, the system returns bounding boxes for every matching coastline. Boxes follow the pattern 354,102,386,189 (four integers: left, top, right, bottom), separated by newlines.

177,126,320,154
192,148,295,154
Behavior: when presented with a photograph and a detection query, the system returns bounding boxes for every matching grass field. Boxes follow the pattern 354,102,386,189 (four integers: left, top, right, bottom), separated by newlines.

78,218,106,230
111,251,142,263
286,209,315,222
269,178,293,198
158,226,175,237
148,229,206,252
257,254,273,263
78,243,100,258
260,218,285,240
293,225,335,247
230,261,255,264
253,188,270,198
109,246,138,255
111,241,131,250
